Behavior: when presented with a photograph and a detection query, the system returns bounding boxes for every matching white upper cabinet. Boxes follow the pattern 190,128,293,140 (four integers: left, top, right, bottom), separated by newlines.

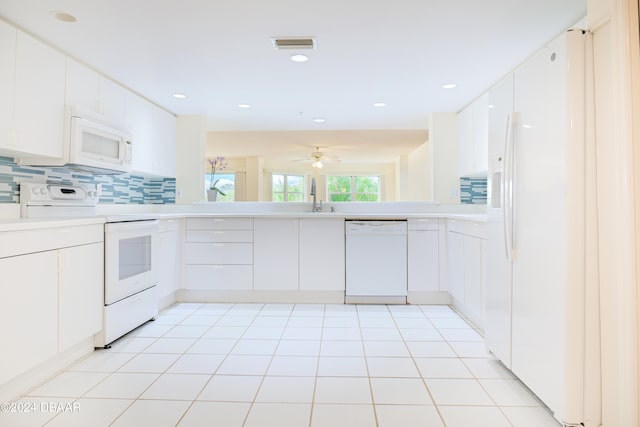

2,29,66,158
151,105,177,177
457,93,489,176
65,58,127,128
0,20,17,153
457,105,474,177
126,92,154,174
126,93,176,177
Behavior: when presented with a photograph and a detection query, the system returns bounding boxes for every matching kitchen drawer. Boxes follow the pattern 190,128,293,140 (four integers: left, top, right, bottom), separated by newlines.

0,224,104,259
408,218,439,231
184,242,253,264
447,219,486,239
159,218,181,232
184,265,253,290
186,217,253,231
97,286,158,346
185,229,253,243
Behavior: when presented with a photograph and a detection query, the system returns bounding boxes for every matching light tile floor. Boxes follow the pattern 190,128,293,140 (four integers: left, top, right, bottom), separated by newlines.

1,303,561,426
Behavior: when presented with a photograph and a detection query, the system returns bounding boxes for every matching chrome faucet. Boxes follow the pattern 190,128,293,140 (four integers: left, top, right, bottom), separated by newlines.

310,178,322,212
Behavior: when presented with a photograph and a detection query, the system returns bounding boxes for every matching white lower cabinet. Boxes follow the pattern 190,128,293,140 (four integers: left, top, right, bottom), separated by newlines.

183,217,254,292
253,218,299,291
0,251,58,386
0,223,104,390
58,243,103,352
298,218,345,292
447,219,486,330
408,219,440,295
156,219,182,308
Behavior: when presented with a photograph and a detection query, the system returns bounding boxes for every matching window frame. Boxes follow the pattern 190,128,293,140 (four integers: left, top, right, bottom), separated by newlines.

272,173,305,202
327,175,380,202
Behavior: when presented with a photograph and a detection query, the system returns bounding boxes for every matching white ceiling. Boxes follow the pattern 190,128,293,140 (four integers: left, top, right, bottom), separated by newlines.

0,0,585,163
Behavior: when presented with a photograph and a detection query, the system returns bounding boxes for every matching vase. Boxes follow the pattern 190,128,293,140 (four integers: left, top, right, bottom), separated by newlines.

207,190,218,202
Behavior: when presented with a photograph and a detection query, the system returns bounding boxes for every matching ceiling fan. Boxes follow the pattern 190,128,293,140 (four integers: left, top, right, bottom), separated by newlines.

295,146,339,169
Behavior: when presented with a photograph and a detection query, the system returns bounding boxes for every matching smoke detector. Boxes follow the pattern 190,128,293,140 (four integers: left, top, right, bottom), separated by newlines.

271,37,317,50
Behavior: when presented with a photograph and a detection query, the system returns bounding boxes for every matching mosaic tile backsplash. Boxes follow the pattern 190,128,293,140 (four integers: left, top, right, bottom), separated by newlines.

0,156,175,204
460,176,487,204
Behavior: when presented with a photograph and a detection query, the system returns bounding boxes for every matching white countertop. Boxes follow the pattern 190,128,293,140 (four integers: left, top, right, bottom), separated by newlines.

0,211,485,232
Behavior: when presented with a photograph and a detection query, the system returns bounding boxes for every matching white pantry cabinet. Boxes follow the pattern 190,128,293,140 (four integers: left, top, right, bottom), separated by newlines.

408,218,440,294
446,219,486,329
65,58,126,127
457,93,489,177
253,218,299,291
0,28,65,158
298,218,345,292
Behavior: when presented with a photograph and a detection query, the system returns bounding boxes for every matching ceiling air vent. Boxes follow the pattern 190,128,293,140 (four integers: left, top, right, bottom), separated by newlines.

271,37,317,50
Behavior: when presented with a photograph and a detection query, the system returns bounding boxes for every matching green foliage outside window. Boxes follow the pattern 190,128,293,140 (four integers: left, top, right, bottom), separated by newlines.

328,176,379,202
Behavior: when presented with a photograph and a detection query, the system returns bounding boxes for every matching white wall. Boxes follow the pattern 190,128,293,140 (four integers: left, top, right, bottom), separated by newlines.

176,116,207,204
407,141,432,201
429,113,459,204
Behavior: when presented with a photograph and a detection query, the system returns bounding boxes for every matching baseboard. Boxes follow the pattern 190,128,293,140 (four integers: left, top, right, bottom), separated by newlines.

407,291,453,305
176,289,345,304
0,338,94,403
158,291,178,311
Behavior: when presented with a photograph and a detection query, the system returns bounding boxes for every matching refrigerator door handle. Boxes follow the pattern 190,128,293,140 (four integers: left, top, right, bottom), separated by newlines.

502,112,513,261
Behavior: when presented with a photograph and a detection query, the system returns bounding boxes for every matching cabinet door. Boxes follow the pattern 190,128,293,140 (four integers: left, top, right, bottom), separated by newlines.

299,218,345,291
447,231,465,302
463,235,483,326
99,77,126,127
152,105,177,177
13,30,65,158
126,92,154,174
472,93,489,172
157,228,180,300
0,20,16,151
59,243,104,352
253,218,299,290
408,230,439,292
0,251,58,385
65,58,101,113
457,104,474,176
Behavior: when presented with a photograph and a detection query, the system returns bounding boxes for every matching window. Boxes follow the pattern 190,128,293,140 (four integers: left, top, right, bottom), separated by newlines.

204,173,235,202
273,174,304,202
328,175,380,202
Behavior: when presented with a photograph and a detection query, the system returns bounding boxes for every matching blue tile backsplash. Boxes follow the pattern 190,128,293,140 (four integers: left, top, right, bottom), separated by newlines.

460,176,487,204
0,156,175,204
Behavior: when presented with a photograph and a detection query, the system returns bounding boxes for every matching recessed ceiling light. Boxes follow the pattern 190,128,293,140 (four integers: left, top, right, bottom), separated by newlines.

51,11,77,23
373,102,386,107
312,117,326,123
172,93,187,99
442,83,457,89
290,54,309,63
237,104,251,109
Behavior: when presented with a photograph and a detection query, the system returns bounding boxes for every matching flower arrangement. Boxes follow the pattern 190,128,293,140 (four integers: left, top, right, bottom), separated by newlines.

208,156,228,196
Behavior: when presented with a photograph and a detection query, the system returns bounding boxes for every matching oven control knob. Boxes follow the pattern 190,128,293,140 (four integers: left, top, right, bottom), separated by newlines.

31,187,39,195
39,187,48,195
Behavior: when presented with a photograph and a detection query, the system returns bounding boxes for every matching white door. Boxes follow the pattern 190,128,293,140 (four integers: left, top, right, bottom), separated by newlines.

511,33,568,416
484,73,514,368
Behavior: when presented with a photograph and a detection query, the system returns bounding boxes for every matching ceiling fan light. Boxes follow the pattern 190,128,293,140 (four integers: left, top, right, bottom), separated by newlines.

312,160,324,169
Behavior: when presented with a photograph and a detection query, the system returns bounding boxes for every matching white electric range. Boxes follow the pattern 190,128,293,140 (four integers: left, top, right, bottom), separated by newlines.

20,182,159,348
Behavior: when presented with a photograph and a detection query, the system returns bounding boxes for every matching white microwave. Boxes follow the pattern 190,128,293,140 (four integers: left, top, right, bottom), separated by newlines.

19,106,133,175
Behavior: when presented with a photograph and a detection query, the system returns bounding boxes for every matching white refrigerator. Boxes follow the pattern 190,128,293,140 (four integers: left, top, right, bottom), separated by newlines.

485,29,601,427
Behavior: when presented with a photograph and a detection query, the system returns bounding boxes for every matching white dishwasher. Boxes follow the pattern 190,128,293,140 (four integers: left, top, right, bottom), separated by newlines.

345,220,408,304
